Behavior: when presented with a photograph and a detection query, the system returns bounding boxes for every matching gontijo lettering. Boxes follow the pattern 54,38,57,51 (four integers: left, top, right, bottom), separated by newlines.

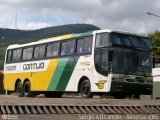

23,62,44,70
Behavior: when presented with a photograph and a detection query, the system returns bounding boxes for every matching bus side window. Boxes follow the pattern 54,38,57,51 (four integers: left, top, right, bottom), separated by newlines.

16,49,22,61
94,48,108,76
7,50,12,63
76,39,84,54
67,40,75,55
52,42,60,57
39,45,46,59
101,48,108,75
27,47,33,60
94,48,101,72
12,50,17,62
22,48,28,61
60,42,67,56
95,34,101,47
46,44,52,57
84,37,93,53
34,46,39,59
12,49,22,62
95,33,109,47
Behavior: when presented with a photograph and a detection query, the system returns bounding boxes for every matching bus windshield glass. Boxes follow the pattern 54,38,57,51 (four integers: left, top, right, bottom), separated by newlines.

111,48,152,75
112,49,135,75
110,32,151,49
137,50,152,75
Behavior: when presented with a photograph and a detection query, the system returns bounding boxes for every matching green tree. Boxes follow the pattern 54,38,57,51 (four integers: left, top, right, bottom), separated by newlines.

148,30,160,47
148,31,160,60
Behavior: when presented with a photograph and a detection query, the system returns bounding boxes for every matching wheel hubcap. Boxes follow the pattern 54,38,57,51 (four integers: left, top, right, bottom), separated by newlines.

82,83,89,95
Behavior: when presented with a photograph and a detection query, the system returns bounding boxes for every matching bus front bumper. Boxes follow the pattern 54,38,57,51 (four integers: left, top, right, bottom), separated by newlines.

110,80,152,95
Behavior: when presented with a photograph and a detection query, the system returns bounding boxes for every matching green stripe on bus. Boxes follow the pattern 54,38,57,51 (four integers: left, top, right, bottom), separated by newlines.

55,56,79,91
48,56,79,91
48,58,69,91
73,31,93,38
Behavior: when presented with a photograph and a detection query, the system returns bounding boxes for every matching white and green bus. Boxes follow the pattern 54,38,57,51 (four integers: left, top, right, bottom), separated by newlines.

4,29,153,98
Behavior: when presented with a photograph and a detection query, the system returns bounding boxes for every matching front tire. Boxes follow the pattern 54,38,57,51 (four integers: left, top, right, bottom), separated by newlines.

24,81,32,97
79,80,93,98
16,81,23,97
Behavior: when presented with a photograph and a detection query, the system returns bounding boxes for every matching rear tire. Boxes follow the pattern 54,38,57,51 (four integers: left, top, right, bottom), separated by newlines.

24,81,32,97
79,79,93,98
16,81,23,97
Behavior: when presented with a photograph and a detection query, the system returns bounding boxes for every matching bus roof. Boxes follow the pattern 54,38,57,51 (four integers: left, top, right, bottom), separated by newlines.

95,29,146,37
7,29,146,50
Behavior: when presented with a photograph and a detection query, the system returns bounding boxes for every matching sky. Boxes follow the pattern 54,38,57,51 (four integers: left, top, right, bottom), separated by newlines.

0,0,160,33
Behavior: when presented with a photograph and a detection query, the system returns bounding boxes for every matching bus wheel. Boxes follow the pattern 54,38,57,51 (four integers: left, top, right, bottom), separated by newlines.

79,80,93,98
24,81,32,97
16,81,23,97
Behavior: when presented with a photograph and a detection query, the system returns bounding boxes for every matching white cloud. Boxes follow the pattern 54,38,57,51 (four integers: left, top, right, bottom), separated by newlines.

6,22,51,30
16,22,51,30
0,0,160,33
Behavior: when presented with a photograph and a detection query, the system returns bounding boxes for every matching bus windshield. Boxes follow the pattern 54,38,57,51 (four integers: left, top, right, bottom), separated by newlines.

111,48,152,76
137,50,152,75
110,32,151,49
95,32,152,76
112,49,135,75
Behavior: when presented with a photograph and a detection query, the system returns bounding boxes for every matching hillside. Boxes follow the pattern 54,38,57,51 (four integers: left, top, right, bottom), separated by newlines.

0,24,100,70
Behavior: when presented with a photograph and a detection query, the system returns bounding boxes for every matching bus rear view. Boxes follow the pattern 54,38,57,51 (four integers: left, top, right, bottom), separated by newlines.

94,30,152,98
